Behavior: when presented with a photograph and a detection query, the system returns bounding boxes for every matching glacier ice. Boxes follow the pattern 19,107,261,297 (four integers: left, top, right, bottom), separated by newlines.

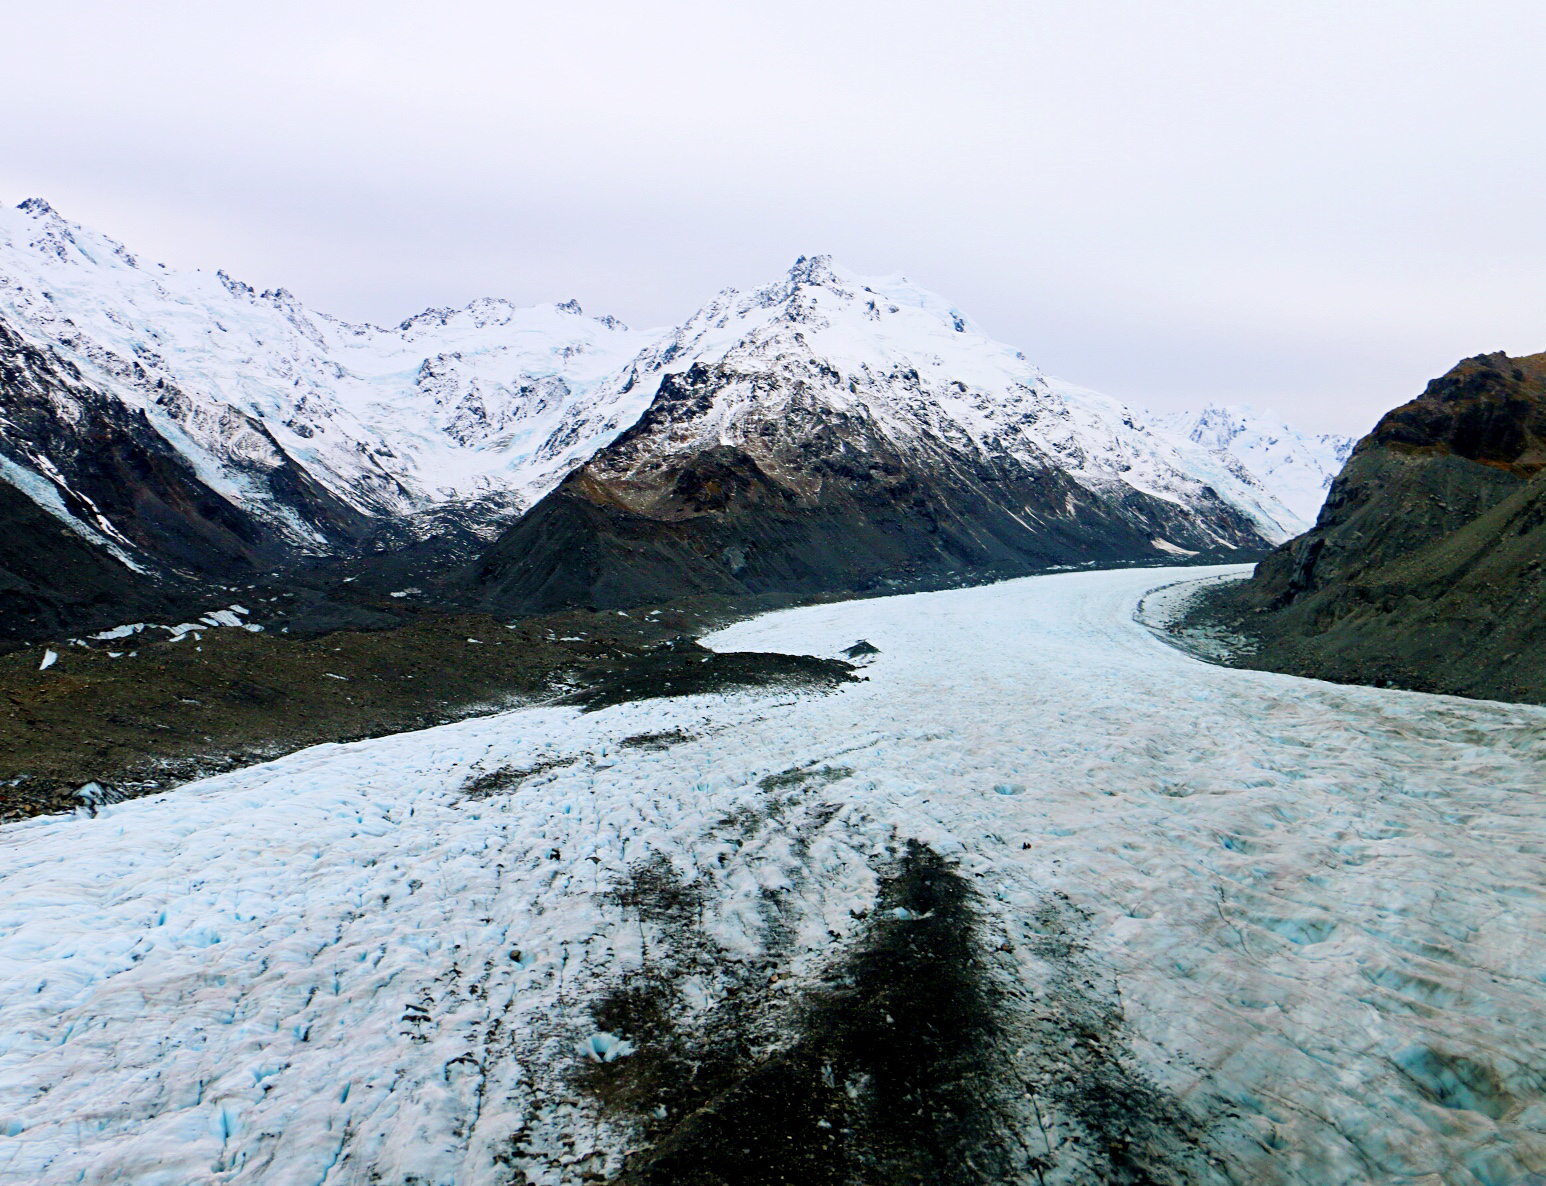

0,567,1542,1183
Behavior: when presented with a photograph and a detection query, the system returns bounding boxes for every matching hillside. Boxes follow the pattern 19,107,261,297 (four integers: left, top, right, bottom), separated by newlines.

1179,351,1546,703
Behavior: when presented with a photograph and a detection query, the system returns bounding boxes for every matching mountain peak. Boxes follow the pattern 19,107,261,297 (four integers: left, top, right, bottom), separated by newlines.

0,199,1318,604
16,197,57,218
786,254,840,288
1155,404,1354,524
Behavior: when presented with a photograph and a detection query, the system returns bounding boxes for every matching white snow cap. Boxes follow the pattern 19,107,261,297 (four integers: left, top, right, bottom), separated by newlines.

579,252,1306,542
0,203,1310,545
1156,404,1354,524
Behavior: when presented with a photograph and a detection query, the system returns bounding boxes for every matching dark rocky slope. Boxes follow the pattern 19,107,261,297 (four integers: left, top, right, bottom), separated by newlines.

0,317,382,574
0,475,175,642
471,362,1271,615
1183,351,1546,703
0,593,841,821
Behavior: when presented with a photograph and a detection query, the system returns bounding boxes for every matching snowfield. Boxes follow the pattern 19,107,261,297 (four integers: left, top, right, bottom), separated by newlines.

1156,405,1355,528
2,567,1544,1184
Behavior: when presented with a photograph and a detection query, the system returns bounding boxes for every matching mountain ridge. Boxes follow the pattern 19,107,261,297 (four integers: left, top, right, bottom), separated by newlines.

2,201,1326,639
1154,404,1355,526
1176,350,1546,704
470,258,1291,613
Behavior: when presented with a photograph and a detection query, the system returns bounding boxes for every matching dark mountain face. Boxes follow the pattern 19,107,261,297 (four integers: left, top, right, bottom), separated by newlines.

0,317,380,576
471,361,1273,616
0,476,174,644
0,316,430,644
1188,351,1546,704
1364,350,1546,475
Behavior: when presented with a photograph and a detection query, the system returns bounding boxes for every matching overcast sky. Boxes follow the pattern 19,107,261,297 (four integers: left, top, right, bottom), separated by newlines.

4,2,1544,436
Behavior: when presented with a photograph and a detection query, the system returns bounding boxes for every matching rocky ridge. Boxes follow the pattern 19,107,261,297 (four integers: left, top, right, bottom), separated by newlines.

1178,351,1546,703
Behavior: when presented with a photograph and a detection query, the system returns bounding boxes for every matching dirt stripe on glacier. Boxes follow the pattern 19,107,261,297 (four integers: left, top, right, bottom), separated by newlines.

575,841,1226,1185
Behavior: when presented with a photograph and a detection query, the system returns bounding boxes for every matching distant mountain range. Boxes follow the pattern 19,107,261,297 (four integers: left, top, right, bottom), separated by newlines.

1156,405,1353,525
0,199,1346,640
471,257,1311,613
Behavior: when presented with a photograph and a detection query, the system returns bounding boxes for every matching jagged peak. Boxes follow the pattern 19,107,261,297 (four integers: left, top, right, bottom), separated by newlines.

397,306,460,332
785,254,839,288
259,286,301,308
393,295,633,336
16,197,58,218
216,269,256,298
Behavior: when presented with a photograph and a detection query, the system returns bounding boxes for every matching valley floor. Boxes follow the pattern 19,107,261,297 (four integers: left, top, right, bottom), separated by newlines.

1,567,1543,1184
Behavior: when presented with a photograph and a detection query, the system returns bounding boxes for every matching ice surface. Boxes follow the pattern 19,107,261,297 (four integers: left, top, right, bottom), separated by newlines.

1,567,1542,1183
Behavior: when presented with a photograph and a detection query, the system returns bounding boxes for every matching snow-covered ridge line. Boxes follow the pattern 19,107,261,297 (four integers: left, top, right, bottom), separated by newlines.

569,254,1304,546
1155,404,1355,525
2,200,1316,567
0,198,661,536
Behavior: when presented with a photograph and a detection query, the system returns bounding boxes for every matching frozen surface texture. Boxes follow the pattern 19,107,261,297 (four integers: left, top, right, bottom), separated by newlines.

2,567,1543,1183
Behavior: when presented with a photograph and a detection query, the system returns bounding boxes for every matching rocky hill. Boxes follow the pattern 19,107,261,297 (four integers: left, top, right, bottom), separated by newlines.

1180,351,1546,703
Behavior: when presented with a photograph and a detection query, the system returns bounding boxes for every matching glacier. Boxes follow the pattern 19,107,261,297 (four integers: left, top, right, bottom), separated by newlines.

1156,405,1356,527
1,567,1541,1183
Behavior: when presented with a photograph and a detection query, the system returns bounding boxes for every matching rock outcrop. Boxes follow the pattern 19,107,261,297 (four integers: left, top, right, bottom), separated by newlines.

1186,351,1546,703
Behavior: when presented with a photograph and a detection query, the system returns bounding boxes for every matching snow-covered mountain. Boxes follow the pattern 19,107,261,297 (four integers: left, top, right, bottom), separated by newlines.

1,199,1324,632
474,257,1300,611
1155,405,1355,526
0,198,655,557
595,257,1297,540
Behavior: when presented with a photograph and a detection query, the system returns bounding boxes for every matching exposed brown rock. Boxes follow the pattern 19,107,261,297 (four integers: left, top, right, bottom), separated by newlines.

1182,351,1546,704
472,361,1271,616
